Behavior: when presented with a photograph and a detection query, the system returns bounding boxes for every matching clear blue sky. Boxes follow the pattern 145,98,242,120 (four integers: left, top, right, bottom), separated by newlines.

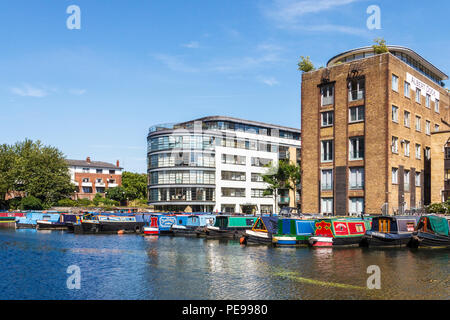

1,0,448,173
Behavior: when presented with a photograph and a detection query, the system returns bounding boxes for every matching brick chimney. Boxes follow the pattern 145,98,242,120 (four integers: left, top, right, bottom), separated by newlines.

116,160,120,167
86,157,91,163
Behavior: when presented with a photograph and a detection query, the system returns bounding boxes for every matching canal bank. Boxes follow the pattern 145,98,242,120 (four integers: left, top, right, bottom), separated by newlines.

0,229,448,300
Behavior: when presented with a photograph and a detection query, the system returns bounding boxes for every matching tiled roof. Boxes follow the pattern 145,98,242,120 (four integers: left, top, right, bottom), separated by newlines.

66,159,122,170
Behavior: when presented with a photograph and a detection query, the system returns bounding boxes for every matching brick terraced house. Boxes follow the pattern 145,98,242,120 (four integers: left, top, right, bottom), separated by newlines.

301,45,450,216
66,157,123,200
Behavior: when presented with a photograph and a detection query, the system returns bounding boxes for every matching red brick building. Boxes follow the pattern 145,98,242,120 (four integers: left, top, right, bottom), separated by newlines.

66,157,123,200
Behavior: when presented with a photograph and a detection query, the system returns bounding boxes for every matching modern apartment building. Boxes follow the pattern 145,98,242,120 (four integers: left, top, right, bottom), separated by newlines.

66,157,123,200
301,45,450,216
147,116,301,213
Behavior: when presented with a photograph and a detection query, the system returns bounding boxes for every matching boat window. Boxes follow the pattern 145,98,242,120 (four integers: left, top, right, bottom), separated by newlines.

246,219,255,226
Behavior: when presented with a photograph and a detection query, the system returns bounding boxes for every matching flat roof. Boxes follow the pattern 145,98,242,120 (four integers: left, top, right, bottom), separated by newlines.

175,115,301,133
327,45,448,81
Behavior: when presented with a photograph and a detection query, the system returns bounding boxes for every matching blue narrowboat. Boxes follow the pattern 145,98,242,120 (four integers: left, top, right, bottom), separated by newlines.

74,212,144,234
142,213,179,236
172,214,216,237
15,212,61,229
37,214,80,230
360,215,420,247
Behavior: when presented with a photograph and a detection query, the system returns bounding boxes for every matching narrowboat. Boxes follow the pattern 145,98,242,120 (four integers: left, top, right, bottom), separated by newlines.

171,214,216,237
142,214,162,235
241,216,279,245
0,212,25,222
272,218,316,246
156,214,178,235
15,212,61,229
308,217,371,247
409,215,450,248
36,214,79,230
360,216,420,247
74,213,145,234
205,215,257,239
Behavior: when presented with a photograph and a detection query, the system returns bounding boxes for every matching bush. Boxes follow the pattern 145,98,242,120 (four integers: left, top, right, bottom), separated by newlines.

57,198,77,207
426,202,448,214
297,56,315,72
20,196,43,210
76,198,92,207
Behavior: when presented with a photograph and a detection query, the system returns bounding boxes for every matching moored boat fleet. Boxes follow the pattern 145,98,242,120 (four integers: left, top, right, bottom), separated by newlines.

2,210,449,249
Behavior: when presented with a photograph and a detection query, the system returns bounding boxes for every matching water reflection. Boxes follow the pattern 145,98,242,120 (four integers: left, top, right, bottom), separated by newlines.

0,229,448,300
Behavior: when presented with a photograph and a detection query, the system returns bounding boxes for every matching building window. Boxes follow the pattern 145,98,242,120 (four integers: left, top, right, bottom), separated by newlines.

96,178,103,183
82,187,92,193
425,147,431,160
404,140,410,157
348,78,365,101
435,124,440,132
349,137,364,160
426,94,431,108
221,204,235,214
96,187,105,193
415,172,421,187
425,120,431,135
321,111,334,127
82,178,90,182
221,171,246,181
222,154,246,165
445,147,450,160
349,198,364,216
251,189,271,198
321,140,333,162
96,169,103,174
404,111,410,128
251,173,263,182
404,170,410,192
109,179,116,184
260,205,273,214
349,167,364,190
251,157,272,167
392,74,399,92
392,137,399,153
321,84,334,106
321,169,333,191
404,81,410,98
392,105,399,123
392,168,398,184
435,99,439,113
415,116,421,132
221,188,245,197
321,198,333,215
415,88,421,103
415,144,421,159
109,170,116,174
82,168,90,173
349,106,364,122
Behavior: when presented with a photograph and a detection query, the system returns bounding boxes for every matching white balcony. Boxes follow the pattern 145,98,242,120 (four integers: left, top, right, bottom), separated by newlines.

108,183,118,188
81,182,92,187
95,183,106,187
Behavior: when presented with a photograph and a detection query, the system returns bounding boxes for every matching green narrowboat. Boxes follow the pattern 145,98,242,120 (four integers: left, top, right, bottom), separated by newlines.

205,215,257,239
409,215,450,248
272,218,316,246
309,217,372,247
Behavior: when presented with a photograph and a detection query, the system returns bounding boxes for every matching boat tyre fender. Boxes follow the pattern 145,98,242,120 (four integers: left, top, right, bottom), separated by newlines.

92,225,99,234
135,225,142,233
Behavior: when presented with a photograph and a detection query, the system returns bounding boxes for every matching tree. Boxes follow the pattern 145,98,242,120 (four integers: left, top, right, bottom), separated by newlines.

262,160,301,214
0,139,75,208
11,139,76,207
105,186,128,203
0,144,16,201
297,56,315,72
20,196,43,210
372,38,389,54
122,171,147,200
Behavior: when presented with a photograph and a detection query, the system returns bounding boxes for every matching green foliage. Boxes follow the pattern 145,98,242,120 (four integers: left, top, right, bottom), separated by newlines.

0,139,76,208
372,38,389,54
57,198,77,207
105,186,128,202
297,56,315,72
122,171,147,200
20,196,43,210
76,198,92,207
427,202,449,214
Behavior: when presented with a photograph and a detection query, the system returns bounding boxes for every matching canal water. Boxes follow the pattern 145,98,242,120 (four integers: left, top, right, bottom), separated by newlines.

0,228,448,300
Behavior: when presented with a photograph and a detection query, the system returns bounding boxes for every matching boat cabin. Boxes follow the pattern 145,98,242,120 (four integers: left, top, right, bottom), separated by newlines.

370,216,419,234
